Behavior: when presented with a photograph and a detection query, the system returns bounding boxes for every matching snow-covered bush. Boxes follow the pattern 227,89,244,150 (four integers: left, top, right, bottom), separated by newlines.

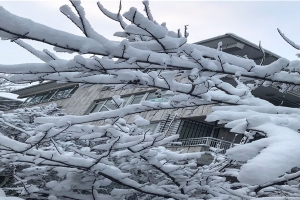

0,103,235,199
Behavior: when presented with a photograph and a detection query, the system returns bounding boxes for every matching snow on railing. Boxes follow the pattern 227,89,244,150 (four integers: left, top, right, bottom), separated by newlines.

169,137,235,154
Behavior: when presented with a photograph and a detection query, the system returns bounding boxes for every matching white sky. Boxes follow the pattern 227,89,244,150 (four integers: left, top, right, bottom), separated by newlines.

0,0,299,65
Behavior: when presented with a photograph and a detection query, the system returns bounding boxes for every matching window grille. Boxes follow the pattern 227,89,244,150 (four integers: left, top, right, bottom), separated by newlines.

176,119,219,139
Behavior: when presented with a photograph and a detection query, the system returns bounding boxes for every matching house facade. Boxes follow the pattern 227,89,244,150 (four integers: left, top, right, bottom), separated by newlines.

12,34,290,160
0,95,23,111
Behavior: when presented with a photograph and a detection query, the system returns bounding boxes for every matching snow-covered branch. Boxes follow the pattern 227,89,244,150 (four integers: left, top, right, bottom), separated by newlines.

0,0,300,199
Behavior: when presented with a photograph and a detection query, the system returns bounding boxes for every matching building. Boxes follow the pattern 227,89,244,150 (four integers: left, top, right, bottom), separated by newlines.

0,93,23,111
12,34,293,161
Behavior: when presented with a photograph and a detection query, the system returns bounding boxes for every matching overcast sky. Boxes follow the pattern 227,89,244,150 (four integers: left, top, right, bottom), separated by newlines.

0,0,300,64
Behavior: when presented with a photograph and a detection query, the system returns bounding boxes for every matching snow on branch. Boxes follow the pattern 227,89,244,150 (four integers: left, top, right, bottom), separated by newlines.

259,41,265,65
278,28,300,50
142,0,154,22
14,40,59,62
0,6,108,55
0,1,300,199
0,104,214,199
97,1,128,30
207,105,300,184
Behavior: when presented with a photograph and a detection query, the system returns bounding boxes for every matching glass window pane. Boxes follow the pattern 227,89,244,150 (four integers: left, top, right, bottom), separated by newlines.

146,91,169,103
122,96,132,106
63,88,73,97
52,90,64,100
99,106,109,112
144,122,159,134
95,96,132,113
29,94,45,104
69,86,78,95
146,92,156,100
103,99,118,110
41,91,55,102
130,94,145,105
24,96,34,103
52,88,74,100
90,101,105,113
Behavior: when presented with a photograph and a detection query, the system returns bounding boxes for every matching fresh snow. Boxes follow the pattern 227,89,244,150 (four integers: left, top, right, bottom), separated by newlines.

0,92,21,100
0,0,300,199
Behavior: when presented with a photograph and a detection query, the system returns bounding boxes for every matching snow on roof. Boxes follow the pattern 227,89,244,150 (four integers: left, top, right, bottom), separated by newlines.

0,92,24,101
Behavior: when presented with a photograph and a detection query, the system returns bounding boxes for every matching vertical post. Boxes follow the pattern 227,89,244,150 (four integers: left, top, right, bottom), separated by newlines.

210,121,218,138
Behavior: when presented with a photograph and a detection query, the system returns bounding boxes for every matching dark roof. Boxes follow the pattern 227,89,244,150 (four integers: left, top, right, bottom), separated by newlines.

11,81,77,98
195,33,280,65
199,34,300,108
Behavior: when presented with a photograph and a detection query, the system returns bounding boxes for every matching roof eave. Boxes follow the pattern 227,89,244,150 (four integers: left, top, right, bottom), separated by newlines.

194,33,281,59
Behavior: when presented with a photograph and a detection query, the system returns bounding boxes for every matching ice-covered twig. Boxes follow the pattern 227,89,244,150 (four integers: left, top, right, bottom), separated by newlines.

278,28,300,50
259,41,265,65
97,1,128,30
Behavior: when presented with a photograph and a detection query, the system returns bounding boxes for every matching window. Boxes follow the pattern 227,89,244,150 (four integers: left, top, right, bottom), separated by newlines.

130,93,144,104
146,90,169,103
41,91,56,102
51,87,77,100
21,86,78,107
89,100,106,113
249,132,265,143
177,119,218,139
88,90,170,114
89,96,132,113
143,122,160,134
22,96,34,105
27,94,45,105
87,91,168,113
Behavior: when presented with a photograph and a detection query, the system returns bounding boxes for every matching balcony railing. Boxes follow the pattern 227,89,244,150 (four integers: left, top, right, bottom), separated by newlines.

169,137,235,154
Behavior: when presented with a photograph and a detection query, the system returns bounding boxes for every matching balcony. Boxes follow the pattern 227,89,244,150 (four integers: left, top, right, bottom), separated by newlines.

170,137,235,154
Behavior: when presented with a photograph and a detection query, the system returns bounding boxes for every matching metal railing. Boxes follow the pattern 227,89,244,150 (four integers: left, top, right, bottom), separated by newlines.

170,137,235,154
